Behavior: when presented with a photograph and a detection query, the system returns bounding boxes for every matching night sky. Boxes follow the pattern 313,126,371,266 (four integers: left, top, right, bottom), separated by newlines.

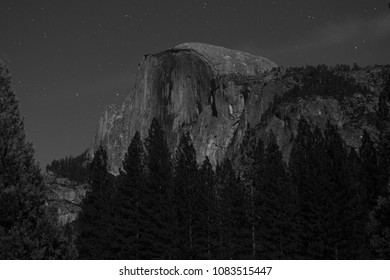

1,0,389,168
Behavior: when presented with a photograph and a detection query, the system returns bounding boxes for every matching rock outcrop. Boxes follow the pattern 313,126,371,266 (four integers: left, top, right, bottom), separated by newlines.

44,172,89,225
92,42,389,173
92,43,277,172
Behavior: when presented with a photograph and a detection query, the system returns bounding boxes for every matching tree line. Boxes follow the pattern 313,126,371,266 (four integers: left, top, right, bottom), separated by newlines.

283,65,372,102
77,83,390,259
46,150,90,183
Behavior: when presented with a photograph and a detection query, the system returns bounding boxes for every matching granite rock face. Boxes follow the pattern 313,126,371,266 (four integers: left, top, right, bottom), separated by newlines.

241,66,387,164
92,43,277,172
44,172,89,225
254,92,378,164
92,42,388,173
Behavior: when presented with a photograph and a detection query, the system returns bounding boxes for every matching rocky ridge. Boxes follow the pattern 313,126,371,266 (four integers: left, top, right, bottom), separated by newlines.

92,42,389,173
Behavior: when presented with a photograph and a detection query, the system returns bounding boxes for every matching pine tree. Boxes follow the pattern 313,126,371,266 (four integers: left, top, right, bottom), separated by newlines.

252,137,266,259
289,120,339,259
288,118,314,258
238,124,258,258
359,130,380,207
369,79,390,258
0,64,41,191
377,80,390,195
345,148,370,259
217,159,251,259
77,144,112,259
257,132,298,259
143,118,173,259
110,131,145,259
198,157,218,259
322,121,350,259
0,62,75,259
173,132,201,259
368,195,390,259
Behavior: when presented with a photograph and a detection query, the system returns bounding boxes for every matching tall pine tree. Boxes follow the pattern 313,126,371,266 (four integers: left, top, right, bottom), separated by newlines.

144,118,173,259
0,62,75,259
77,144,112,259
359,130,380,207
369,79,390,258
322,121,350,259
377,79,390,194
257,132,298,259
238,124,258,258
198,157,218,259
217,159,251,259
346,148,370,259
173,132,202,259
288,118,314,258
110,131,145,259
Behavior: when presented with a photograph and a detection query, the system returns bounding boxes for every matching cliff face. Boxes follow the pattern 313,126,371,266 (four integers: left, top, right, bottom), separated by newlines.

44,172,89,225
92,43,277,172
92,42,388,173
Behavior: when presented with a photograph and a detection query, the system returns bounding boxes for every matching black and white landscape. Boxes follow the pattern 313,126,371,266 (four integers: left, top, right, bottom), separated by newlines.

0,0,390,260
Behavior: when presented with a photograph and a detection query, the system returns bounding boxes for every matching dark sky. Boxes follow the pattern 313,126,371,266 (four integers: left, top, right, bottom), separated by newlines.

1,0,389,168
